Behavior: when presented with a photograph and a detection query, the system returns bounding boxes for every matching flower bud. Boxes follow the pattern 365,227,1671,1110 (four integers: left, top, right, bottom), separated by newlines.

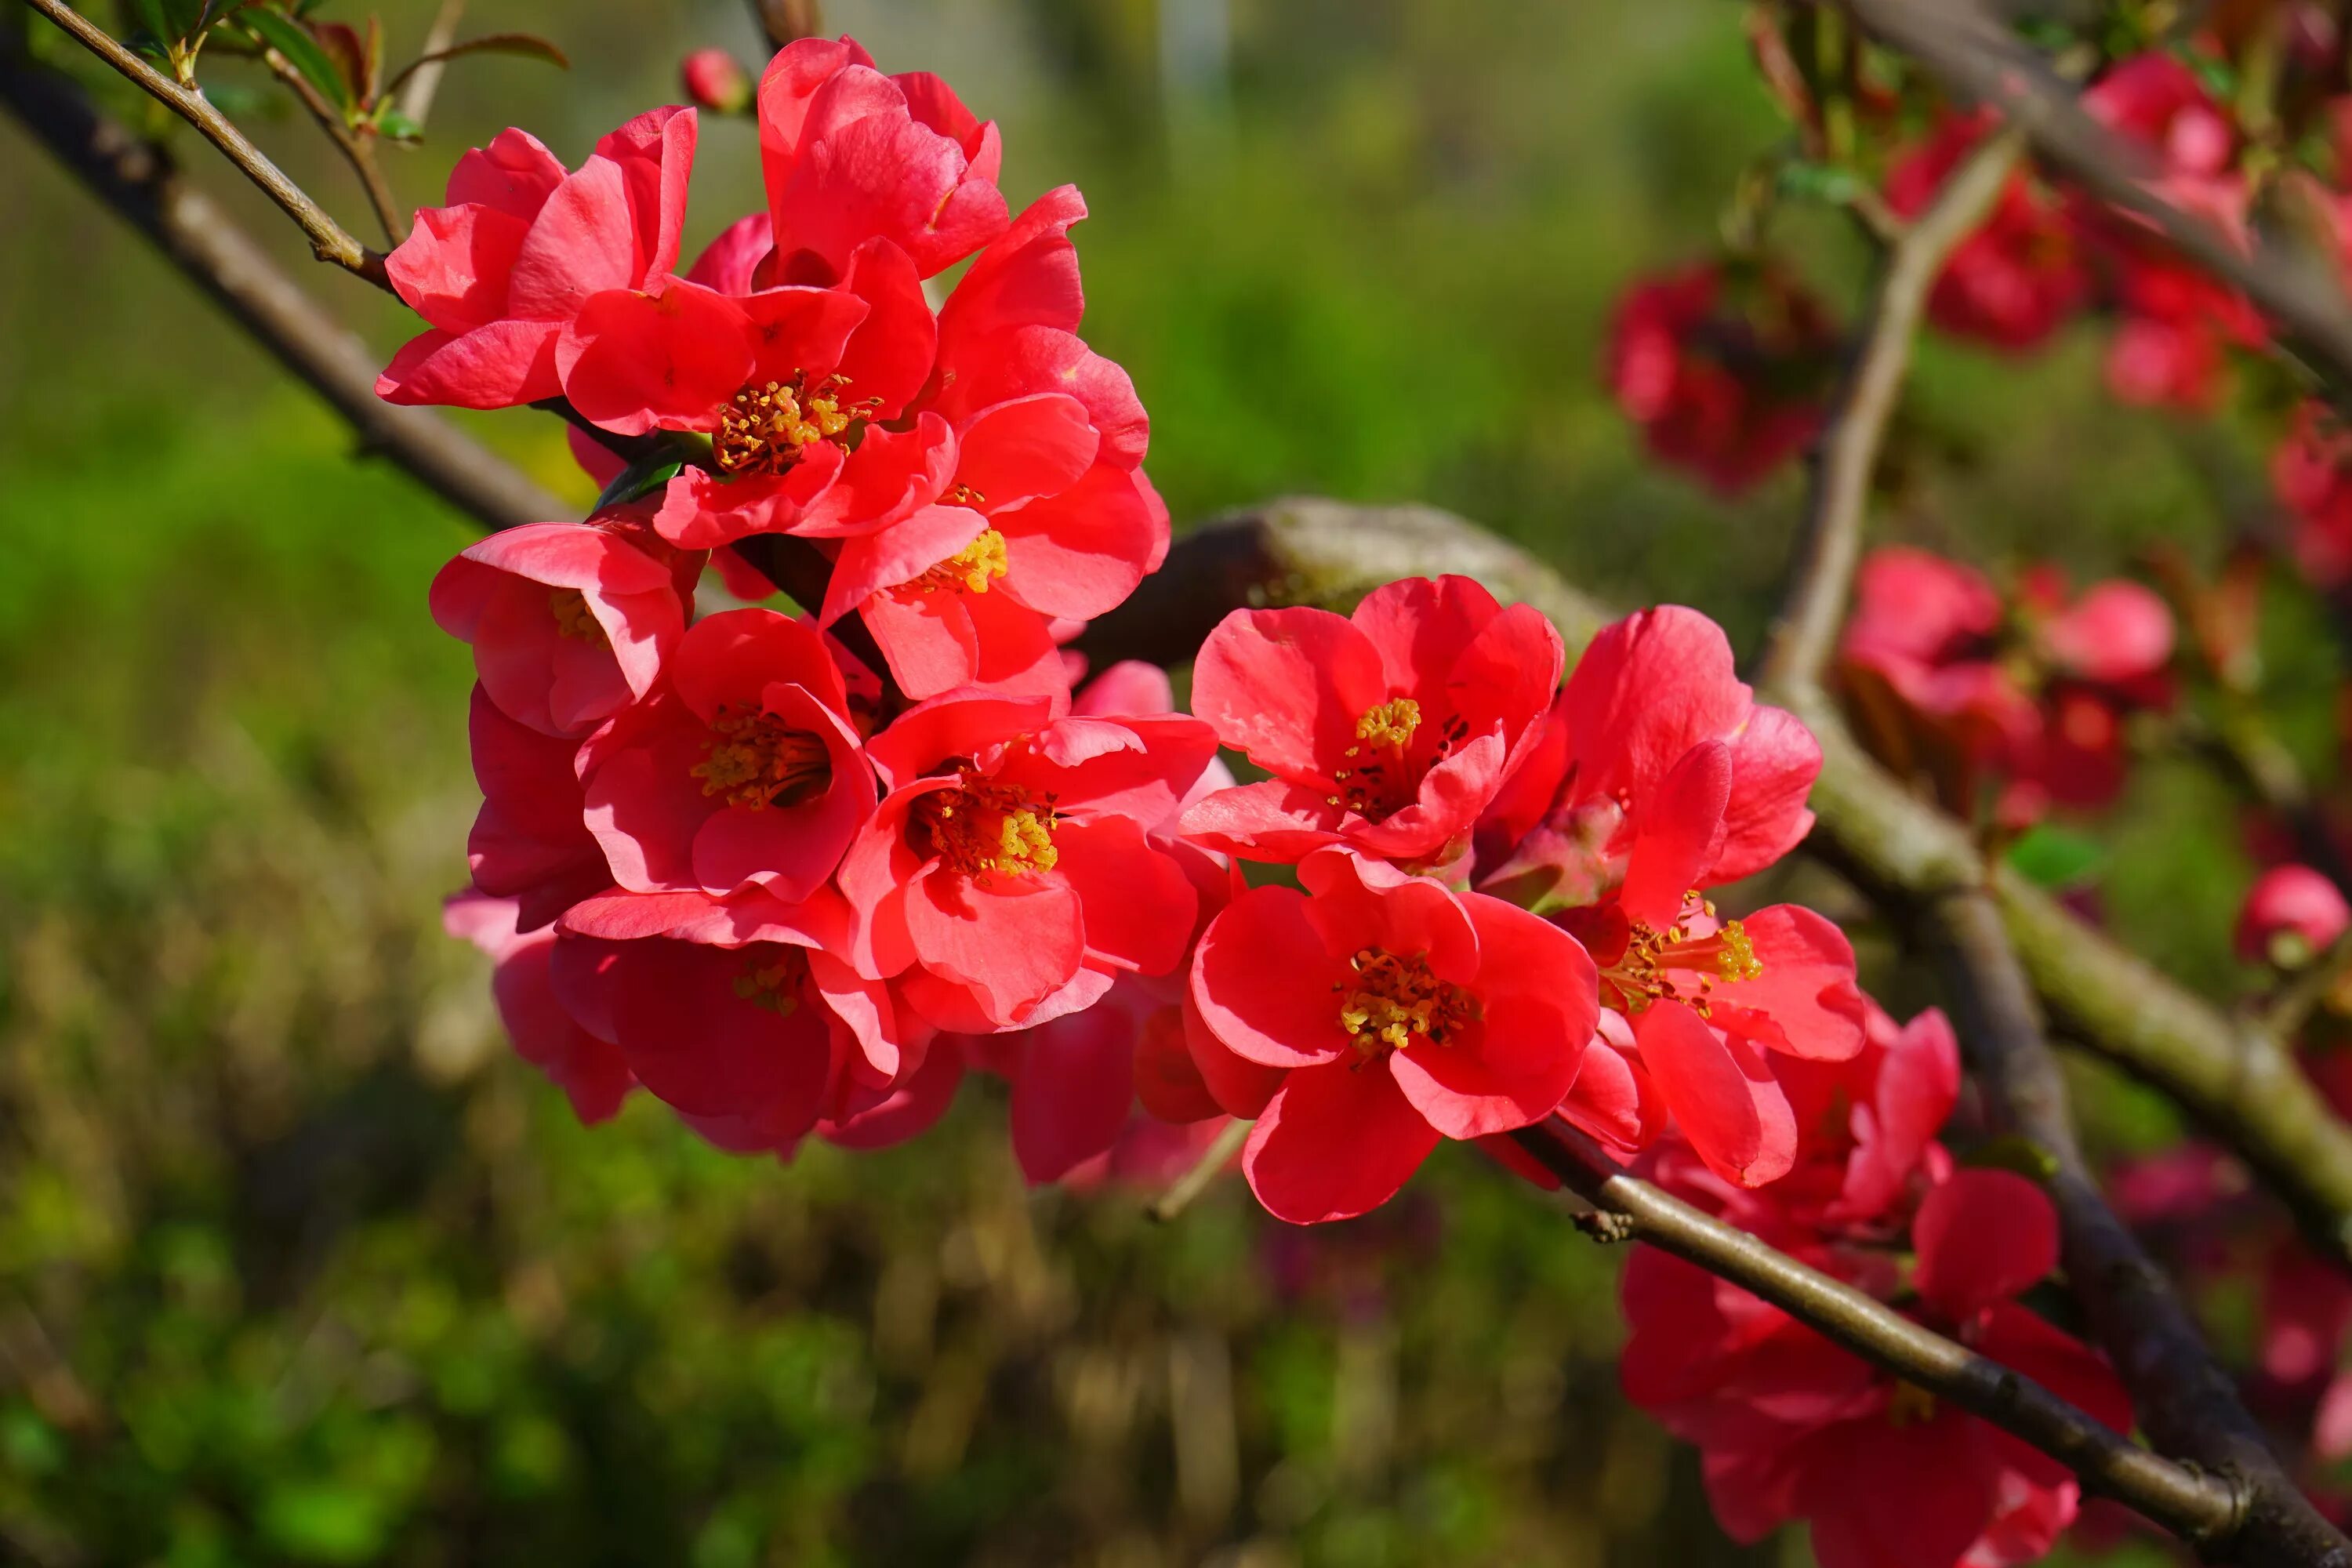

681,49,751,114
2237,864,2350,969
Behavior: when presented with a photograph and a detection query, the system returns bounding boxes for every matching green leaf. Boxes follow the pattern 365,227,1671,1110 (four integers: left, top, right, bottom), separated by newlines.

593,457,681,512
1775,159,1864,205
241,9,353,112
1959,1135,2060,1184
372,106,422,143
258,1483,387,1564
128,0,176,46
383,32,569,98
2004,823,2106,890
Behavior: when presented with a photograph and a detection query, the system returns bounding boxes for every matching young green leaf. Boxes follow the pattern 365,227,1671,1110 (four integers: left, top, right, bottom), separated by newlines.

241,8,354,112
2004,823,2106,891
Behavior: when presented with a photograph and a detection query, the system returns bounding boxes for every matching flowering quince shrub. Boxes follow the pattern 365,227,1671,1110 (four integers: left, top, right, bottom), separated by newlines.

341,14,2352,1566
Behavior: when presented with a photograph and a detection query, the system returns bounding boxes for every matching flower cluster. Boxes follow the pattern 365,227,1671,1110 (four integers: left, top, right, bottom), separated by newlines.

1617,1004,2135,1568
1838,546,2175,824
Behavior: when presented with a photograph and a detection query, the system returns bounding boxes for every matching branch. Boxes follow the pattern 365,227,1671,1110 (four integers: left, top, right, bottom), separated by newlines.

19,0,386,285
1921,891,2350,1567
1506,1119,2242,1551
0,31,561,530
1758,126,2022,690
1833,0,2352,392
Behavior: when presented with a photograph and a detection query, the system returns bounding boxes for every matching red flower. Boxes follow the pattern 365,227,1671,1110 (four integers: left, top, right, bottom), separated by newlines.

377,108,696,408
2238,864,2351,968
838,690,1218,1032
1187,848,1600,1223
1885,114,2089,353
1605,262,1837,495
1179,575,1564,869
1476,604,1822,913
579,608,873,904
429,513,701,738
2079,54,2265,411
752,36,1007,285
464,684,612,931
1622,1168,2132,1568
555,884,931,1154
445,891,634,1123
681,49,751,115
2274,401,2352,586
1838,548,2172,818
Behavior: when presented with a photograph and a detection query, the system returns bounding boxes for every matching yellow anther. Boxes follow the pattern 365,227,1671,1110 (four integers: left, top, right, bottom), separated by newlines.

1886,1381,1938,1428
549,588,608,647
732,949,804,1015
1602,892,1765,1017
691,705,833,810
914,768,1061,882
908,529,1010,596
1355,697,1422,751
713,372,864,476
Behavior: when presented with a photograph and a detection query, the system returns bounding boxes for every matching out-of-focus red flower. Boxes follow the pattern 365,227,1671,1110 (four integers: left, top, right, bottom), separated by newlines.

1622,1167,2132,1568
2274,402,2352,586
1186,847,1599,1223
377,109,697,409
430,510,702,738
1179,575,1563,870
445,890,635,1123
1886,114,2089,353
681,49,752,115
2238,864,2352,967
839,690,1218,1033
577,608,873,903
1605,262,1837,494
2079,54,2266,411
1838,547,2174,819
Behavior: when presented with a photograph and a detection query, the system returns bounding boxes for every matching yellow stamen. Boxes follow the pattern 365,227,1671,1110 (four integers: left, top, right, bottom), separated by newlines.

913,768,1060,882
731,948,804,1015
1355,697,1422,751
713,372,870,476
1334,947,1480,1054
690,705,833,810
1602,892,1763,1018
906,529,1010,596
549,589,608,647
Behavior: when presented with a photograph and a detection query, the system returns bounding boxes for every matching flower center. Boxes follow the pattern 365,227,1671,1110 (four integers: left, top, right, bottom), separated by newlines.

690,705,833,810
913,768,1059,882
1325,697,1469,822
731,946,805,1015
713,372,869,476
1335,947,1480,1054
1886,1381,1938,1428
1356,698,1421,750
549,589,608,647
904,529,1010,597
1601,893,1762,1018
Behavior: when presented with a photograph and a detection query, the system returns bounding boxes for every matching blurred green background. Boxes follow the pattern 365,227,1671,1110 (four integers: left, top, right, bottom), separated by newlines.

0,1,2322,1563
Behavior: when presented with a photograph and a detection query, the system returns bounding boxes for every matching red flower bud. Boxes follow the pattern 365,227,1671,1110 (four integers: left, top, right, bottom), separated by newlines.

680,48,751,114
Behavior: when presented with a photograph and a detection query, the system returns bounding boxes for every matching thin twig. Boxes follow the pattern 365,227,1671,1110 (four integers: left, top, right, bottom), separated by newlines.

19,0,385,284
0,31,558,528
394,0,466,131
2265,925,2352,1040
1148,1119,1249,1223
1759,128,2022,691
1506,1118,2244,1551
1922,891,2352,1567
256,46,405,245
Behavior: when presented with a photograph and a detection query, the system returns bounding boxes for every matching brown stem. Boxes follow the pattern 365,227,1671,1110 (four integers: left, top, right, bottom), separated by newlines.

1758,128,2021,691
260,47,405,245
1507,1118,2242,1550
750,0,822,50
20,0,386,285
